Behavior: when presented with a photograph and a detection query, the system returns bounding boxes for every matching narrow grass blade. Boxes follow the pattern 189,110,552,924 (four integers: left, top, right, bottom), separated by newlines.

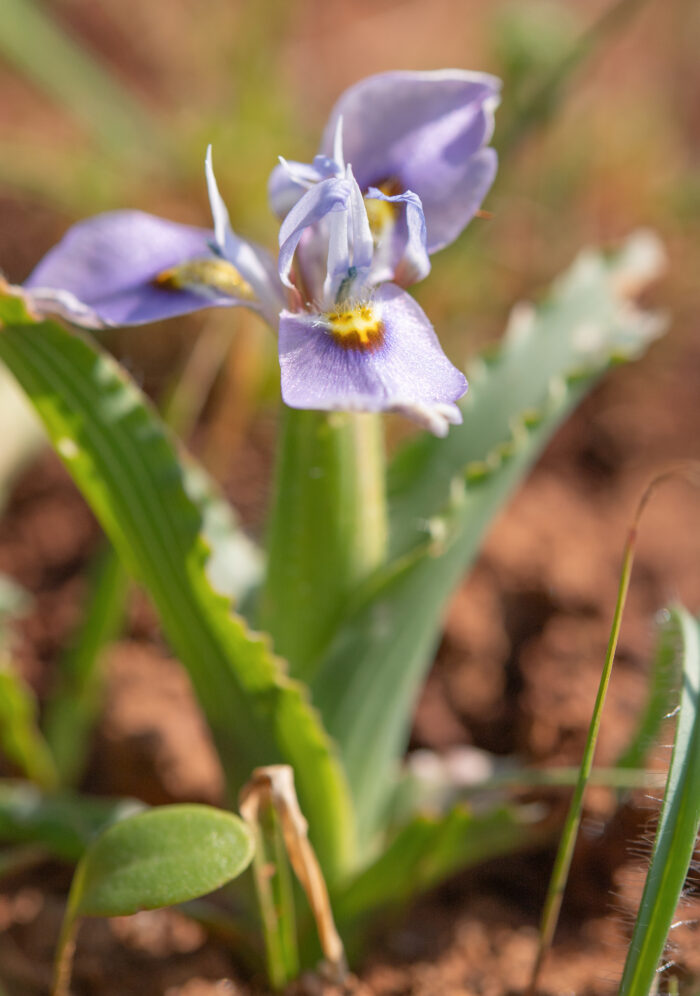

618,606,700,996
43,548,128,787
528,466,700,994
616,608,683,772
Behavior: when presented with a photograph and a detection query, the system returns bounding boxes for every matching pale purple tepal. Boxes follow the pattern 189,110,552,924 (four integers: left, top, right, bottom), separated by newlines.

18,69,500,436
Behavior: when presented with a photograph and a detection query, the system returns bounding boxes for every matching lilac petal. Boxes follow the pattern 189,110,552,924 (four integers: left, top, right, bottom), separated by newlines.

278,175,350,289
320,70,500,252
419,146,498,253
24,210,237,327
278,283,466,436
346,165,373,277
366,187,430,286
268,154,342,218
205,147,285,325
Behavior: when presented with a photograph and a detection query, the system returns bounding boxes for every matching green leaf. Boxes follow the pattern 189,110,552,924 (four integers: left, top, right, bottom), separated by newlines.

43,547,129,787
313,233,666,842
619,606,700,996
388,231,666,558
53,805,255,996
0,290,355,881
333,803,546,928
0,664,58,790
616,607,682,772
0,780,144,861
0,576,58,789
260,408,387,681
68,804,254,918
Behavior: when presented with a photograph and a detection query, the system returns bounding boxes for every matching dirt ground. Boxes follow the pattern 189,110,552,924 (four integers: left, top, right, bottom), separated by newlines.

1,287,700,995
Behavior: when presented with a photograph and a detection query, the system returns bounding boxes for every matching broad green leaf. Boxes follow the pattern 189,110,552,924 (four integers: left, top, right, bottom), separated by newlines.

1,0,164,162
0,663,57,790
619,607,700,996
0,780,143,861
388,231,666,558
313,233,666,842
333,803,546,927
68,804,254,918
260,408,387,682
43,548,129,787
0,290,354,880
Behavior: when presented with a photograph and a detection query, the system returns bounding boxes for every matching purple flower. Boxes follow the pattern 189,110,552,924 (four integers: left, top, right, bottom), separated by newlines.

16,67,493,437
276,165,467,436
269,69,500,260
23,158,284,329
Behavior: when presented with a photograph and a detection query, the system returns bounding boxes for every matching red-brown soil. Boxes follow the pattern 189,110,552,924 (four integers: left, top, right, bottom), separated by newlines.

1,307,700,994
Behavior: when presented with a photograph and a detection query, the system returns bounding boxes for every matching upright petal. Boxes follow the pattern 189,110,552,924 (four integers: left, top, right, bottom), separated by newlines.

268,154,342,219
278,176,350,290
205,147,285,325
24,211,238,327
320,70,501,252
278,283,467,436
366,187,430,287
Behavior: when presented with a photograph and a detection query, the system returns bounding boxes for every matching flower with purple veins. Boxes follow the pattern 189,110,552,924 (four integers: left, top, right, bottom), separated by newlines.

269,69,501,257
16,67,499,437
272,149,467,436
23,199,283,329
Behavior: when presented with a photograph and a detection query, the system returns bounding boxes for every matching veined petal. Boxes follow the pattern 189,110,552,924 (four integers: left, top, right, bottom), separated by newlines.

366,187,430,286
268,154,342,218
320,69,501,253
278,283,466,436
278,176,350,289
420,146,498,254
24,210,240,327
205,147,285,325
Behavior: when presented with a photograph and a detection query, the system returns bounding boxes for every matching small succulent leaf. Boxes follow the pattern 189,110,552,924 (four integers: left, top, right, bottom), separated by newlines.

69,804,254,918
0,288,355,880
619,606,700,996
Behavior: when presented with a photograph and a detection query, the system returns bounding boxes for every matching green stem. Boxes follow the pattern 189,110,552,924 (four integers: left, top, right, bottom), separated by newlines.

260,407,387,682
249,809,299,989
527,465,700,994
51,912,79,996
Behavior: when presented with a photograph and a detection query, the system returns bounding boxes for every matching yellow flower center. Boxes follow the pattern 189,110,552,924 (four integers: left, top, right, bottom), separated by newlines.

154,259,255,300
326,303,384,351
364,178,402,245
365,198,398,243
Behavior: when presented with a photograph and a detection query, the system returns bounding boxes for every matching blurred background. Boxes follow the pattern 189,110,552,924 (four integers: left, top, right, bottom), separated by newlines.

2,0,698,447
1,1,700,990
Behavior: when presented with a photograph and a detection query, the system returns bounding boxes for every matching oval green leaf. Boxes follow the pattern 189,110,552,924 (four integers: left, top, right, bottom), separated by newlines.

70,804,254,918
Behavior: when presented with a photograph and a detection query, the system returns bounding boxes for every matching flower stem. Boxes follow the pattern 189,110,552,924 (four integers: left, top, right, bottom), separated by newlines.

260,407,387,682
